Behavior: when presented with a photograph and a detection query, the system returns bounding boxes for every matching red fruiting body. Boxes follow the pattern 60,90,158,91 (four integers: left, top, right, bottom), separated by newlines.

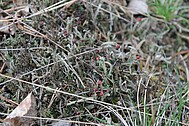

76,112,80,115
63,30,69,36
76,20,81,24
94,88,98,92
97,80,102,85
40,19,45,26
137,17,142,21
96,55,100,61
91,57,94,63
136,55,141,59
96,49,100,53
100,91,104,96
116,44,120,49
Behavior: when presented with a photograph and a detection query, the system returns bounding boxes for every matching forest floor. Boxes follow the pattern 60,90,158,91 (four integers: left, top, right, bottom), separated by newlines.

0,0,189,125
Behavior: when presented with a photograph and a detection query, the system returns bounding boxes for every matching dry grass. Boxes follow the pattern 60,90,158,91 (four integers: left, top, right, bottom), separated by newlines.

0,0,189,125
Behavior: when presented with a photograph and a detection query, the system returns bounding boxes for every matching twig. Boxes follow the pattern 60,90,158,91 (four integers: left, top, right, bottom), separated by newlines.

179,55,189,83
0,95,18,106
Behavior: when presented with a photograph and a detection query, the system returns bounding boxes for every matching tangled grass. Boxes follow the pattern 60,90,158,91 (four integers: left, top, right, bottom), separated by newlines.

0,0,189,125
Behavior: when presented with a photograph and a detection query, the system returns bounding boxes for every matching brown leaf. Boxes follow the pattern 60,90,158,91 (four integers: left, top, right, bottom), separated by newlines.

4,92,37,126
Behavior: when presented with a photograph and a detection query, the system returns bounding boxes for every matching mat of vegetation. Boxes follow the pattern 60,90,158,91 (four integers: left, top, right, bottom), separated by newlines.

0,0,189,125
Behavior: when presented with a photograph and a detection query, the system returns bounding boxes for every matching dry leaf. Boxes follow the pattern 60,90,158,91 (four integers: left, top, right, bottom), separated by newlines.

3,92,37,126
128,0,148,14
0,5,34,35
0,22,15,35
154,54,171,64
0,15,15,35
51,121,71,126
15,6,32,18
63,0,78,10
